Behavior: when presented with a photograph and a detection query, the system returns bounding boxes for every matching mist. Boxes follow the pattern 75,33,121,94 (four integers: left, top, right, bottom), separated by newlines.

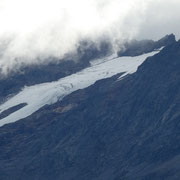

0,0,180,74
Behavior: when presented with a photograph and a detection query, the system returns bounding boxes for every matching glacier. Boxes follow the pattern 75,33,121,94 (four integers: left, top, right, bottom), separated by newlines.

0,51,160,127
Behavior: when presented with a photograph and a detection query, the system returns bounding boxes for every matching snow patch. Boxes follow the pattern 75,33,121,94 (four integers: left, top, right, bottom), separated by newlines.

0,51,160,127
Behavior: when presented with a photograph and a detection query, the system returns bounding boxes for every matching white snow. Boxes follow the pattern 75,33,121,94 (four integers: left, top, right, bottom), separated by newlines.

0,50,160,127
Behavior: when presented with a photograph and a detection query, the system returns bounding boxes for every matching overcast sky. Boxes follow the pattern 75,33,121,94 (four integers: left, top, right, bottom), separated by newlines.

0,0,180,73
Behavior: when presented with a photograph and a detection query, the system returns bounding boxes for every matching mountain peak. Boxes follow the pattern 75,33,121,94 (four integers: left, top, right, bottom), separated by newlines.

156,33,176,47
118,34,176,57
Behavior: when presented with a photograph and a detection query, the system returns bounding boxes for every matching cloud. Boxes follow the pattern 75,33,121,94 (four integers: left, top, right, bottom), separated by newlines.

0,0,179,74
137,0,180,40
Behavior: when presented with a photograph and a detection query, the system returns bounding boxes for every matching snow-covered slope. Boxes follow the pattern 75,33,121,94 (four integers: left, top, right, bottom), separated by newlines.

0,51,160,127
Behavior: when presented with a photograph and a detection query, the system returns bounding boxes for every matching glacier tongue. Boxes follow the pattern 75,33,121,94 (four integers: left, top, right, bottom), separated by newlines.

0,51,159,127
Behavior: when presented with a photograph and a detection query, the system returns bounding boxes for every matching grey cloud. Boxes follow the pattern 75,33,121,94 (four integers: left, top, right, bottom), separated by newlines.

0,0,179,74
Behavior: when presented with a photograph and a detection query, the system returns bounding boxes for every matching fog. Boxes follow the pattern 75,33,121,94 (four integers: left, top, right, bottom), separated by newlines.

0,0,179,74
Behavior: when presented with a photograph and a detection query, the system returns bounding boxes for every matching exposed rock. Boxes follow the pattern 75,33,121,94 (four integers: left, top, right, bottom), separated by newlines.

54,104,77,113
0,103,27,120
0,40,179,179
118,34,176,57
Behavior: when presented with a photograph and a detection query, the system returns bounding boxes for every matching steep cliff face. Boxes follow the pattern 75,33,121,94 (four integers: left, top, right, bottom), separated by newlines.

0,40,179,179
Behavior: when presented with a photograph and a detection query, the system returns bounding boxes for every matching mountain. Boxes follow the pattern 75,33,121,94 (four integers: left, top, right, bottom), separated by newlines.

118,34,176,56
0,51,160,127
0,35,180,180
0,35,173,103
0,39,112,103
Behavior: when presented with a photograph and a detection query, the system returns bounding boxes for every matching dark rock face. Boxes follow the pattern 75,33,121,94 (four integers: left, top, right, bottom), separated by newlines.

0,103,27,120
0,40,180,179
77,39,113,62
118,34,176,57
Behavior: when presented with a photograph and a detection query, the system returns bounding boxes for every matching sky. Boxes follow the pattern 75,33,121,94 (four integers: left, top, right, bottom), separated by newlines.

0,0,180,74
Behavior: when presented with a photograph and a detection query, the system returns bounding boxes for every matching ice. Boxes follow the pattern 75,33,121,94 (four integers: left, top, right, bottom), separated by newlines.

0,50,160,127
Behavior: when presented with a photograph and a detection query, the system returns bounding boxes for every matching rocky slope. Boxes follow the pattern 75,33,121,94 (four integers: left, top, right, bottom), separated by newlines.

0,39,179,179
118,34,176,56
